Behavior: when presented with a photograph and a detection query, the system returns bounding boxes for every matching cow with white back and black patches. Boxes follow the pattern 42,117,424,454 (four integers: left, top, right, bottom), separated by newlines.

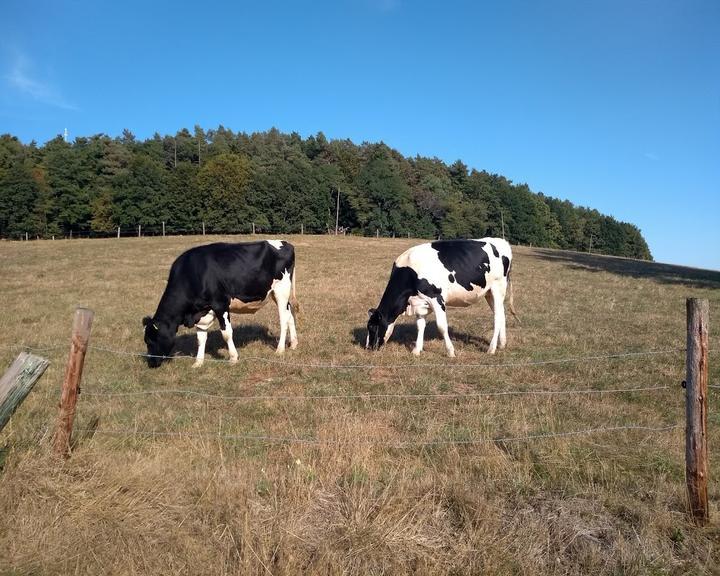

143,240,299,368
366,238,516,357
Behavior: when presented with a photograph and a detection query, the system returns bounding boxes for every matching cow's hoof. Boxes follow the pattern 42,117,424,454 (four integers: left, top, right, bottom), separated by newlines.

487,348,497,355
447,350,456,358
192,361,204,369
275,348,286,355
229,356,239,365
412,348,422,357
290,340,298,350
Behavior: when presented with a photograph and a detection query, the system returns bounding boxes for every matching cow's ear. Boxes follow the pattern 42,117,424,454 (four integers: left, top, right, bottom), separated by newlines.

142,316,152,327
367,308,377,318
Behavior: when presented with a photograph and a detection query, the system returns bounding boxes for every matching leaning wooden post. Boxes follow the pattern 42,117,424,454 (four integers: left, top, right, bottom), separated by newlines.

0,353,50,433
54,307,94,458
685,298,709,525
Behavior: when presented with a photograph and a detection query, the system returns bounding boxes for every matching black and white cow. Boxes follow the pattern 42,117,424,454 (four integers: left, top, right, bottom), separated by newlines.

366,238,516,357
143,240,298,368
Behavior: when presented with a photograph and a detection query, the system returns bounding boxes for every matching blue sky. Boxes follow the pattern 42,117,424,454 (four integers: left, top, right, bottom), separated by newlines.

2,0,718,269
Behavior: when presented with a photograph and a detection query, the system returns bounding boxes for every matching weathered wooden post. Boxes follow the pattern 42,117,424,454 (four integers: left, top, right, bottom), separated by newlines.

202,221,206,235
685,298,709,525
252,222,256,234
0,353,50,433
117,226,120,239
54,307,94,458
137,224,141,238
162,221,166,237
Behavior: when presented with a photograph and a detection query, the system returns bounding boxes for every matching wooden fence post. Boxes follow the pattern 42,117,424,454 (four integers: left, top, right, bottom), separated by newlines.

0,353,50,433
54,307,94,458
685,298,709,525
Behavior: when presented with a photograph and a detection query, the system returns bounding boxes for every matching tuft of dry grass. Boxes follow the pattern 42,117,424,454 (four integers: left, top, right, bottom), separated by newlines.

1,234,719,575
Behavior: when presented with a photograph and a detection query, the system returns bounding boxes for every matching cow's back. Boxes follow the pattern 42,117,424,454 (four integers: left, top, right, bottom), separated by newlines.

165,240,295,311
395,239,510,305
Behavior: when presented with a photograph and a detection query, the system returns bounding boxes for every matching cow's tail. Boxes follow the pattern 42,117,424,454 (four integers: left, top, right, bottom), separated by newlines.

507,261,521,324
289,266,301,319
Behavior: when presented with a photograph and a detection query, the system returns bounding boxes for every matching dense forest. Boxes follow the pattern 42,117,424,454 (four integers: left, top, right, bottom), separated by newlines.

0,127,651,259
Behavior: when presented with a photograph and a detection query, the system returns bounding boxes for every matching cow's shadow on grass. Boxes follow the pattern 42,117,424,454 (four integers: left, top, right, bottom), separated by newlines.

350,321,490,352
531,248,720,290
174,323,277,359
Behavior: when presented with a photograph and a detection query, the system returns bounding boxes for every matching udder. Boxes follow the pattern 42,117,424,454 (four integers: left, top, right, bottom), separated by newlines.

229,297,268,315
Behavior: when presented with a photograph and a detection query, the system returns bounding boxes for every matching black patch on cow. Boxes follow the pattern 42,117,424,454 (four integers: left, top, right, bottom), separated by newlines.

375,264,440,322
489,243,499,258
437,294,446,311
502,255,510,277
431,240,490,290
448,273,455,283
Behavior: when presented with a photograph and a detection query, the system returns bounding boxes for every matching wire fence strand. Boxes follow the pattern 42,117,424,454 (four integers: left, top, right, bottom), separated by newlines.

80,384,674,401
74,424,682,447
83,344,686,369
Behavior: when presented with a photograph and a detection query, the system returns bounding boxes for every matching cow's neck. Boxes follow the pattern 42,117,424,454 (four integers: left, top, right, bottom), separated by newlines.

153,285,185,331
376,265,416,323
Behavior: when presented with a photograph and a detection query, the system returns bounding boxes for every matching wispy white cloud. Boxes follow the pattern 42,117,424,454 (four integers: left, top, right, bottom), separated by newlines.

4,52,77,111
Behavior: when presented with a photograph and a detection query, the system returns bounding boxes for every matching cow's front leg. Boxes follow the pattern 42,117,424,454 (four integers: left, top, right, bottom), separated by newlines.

430,298,455,358
220,311,239,364
193,311,215,368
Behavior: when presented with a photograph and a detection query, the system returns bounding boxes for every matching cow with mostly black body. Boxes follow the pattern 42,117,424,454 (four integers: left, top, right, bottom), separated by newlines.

366,238,516,357
143,240,299,368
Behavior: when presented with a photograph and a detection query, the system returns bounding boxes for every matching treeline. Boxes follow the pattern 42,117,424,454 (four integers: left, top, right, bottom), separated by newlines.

0,127,651,259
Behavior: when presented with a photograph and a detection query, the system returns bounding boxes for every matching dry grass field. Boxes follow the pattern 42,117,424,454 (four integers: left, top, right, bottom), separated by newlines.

1,234,719,575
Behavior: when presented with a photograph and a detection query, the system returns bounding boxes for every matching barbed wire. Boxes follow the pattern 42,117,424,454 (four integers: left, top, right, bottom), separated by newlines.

80,384,673,401
84,344,685,369
74,423,681,447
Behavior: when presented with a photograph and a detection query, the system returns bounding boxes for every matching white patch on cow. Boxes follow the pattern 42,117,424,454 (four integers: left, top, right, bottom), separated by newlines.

267,239,284,250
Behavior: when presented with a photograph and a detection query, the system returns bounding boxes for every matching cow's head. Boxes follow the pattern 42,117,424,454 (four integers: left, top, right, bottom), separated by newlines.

366,308,388,351
142,316,174,368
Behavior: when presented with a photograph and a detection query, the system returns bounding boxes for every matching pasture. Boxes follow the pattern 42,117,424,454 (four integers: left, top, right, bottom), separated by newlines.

1,234,719,575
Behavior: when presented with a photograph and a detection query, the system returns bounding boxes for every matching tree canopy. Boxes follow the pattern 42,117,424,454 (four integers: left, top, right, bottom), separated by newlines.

0,129,652,259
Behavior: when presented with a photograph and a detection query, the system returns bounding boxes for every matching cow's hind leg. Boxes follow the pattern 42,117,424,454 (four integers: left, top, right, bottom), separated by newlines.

272,271,294,353
193,311,215,368
487,285,507,354
412,315,426,356
287,304,298,349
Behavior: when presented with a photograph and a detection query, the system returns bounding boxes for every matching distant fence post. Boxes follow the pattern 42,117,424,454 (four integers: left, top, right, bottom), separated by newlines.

162,221,165,237
202,221,205,236
0,353,50,434
685,298,709,525
137,224,141,238
117,226,120,239
54,307,94,458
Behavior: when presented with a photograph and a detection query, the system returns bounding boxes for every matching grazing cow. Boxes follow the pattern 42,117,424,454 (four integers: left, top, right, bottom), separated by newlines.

143,240,299,368
366,238,516,357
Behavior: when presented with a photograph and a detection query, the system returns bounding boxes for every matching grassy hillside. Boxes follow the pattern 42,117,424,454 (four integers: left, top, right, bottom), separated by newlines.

1,235,718,575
